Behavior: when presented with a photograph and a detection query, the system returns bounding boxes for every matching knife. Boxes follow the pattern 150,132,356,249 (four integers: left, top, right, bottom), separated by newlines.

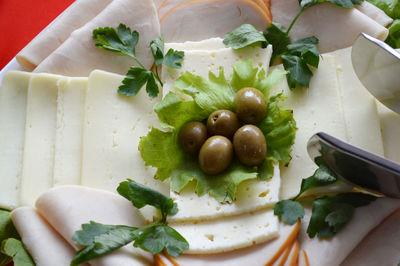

307,132,400,198
351,32,400,114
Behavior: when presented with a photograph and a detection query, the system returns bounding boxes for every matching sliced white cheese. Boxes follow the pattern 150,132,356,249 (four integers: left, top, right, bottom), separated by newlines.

298,198,400,266
377,102,400,163
20,73,62,206
165,37,225,51
164,221,298,266
162,45,272,97
270,55,347,199
0,71,31,210
331,47,384,156
170,208,279,254
81,70,169,200
11,206,79,266
53,77,87,186
35,185,153,266
169,163,280,222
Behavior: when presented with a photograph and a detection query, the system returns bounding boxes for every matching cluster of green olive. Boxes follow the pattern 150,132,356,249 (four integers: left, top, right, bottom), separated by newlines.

178,87,268,175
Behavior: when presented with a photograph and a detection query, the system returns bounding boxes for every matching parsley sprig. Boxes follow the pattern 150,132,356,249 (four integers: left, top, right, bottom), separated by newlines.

93,24,184,98
273,157,376,238
71,180,189,266
223,0,363,89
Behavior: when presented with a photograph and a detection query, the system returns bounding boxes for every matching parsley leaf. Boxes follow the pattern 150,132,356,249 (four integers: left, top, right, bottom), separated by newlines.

117,180,178,222
263,22,291,61
71,222,139,266
286,37,320,68
72,181,189,265
307,193,376,238
150,36,184,68
281,54,313,88
93,24,139,60
1,239,34,266
93,24,184,98
223,24,268,49
118,67,158,97
300,0,362,9
0,210,33,266
273,200,305,225
293,157,338,200
134,225,189,257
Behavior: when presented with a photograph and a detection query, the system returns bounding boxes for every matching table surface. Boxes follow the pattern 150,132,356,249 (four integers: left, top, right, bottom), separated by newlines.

0,0,75,69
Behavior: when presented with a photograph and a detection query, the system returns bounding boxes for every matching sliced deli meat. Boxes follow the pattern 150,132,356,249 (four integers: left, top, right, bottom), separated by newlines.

161,0,271,43
298,198,400,266
11,206,82,266
35,185,154,266
34,0,160,76
356,1,393,27
341,208,400,266
158,0,272,22
16,0,113,71
270,0,389,53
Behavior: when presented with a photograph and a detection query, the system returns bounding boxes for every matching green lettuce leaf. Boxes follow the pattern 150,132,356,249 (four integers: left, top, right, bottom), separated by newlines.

386,19,400,48
139,128,184,181
141,60,296,203
175,68,236,114
171,159,258,203
367,0,400,18
258,94,297,180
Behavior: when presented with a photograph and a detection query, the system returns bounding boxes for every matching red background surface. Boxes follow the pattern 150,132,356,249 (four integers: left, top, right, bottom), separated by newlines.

0,0,75,69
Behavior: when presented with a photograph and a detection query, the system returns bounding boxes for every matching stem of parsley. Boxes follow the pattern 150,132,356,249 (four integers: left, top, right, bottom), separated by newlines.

286,9,305,35
154,66,164,87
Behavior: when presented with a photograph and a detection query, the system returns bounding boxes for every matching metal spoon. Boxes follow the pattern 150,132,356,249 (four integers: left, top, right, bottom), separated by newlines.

307,132,400,198
351,33,400,114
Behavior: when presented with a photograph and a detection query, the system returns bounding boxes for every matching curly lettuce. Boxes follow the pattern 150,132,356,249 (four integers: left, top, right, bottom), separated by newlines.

139,60,296,203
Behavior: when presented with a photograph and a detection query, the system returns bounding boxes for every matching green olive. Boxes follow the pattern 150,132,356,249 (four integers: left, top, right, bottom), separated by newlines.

178,121,207,155
207,110,240,138
234,87,267,124
233,125,267,166
199,136,233,175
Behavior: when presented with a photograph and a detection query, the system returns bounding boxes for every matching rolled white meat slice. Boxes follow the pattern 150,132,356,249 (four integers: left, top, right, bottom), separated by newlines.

161,0,271,43
35,185,154,266
298,197,400,266
34,0,160,76
11,206,81,266
356,1,393,27
158,0,271,22
341,208,400,266
270,0,389,53
16,0,113,71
